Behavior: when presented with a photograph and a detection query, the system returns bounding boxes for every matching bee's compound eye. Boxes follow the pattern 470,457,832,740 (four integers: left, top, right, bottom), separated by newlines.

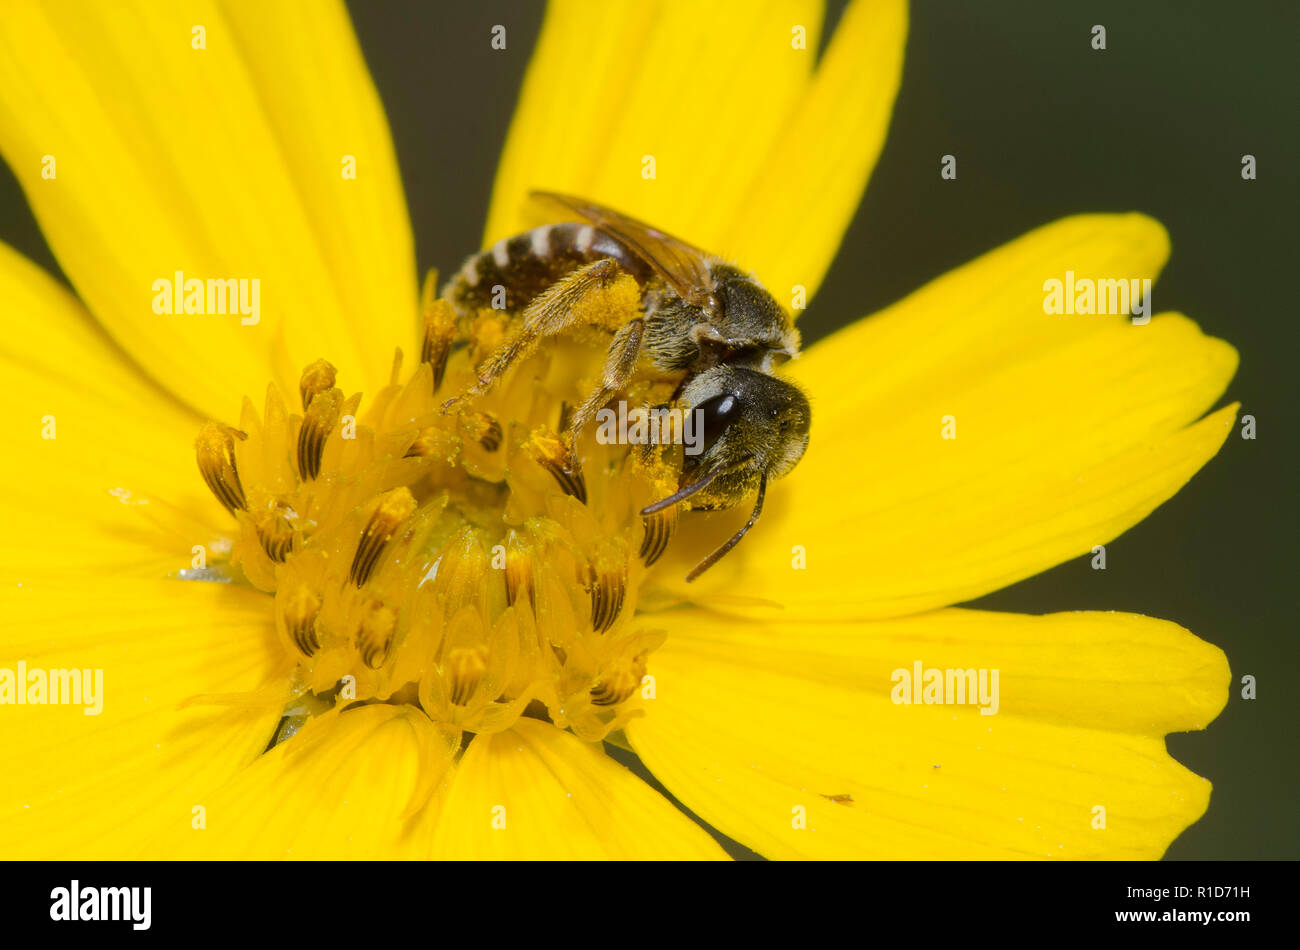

694,392,742,454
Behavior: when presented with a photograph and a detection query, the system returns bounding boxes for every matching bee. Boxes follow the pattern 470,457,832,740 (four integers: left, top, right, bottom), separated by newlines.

442,191,811,581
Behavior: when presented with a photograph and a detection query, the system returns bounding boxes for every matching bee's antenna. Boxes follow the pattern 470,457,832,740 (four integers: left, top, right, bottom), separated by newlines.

684,472,767,583
640,463,729,515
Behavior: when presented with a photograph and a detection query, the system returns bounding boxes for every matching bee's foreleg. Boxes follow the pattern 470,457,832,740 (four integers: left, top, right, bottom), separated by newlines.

443,258,621,411
567,318,645,453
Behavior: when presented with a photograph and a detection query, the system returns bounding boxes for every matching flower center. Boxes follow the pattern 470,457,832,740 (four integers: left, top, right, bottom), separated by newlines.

193,273,681,741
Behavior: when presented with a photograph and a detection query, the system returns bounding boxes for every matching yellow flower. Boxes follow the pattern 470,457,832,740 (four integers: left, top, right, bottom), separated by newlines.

0,0,1236,859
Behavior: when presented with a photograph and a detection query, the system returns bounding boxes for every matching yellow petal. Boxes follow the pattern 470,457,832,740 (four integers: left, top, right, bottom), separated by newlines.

0,578,286,858
0,0,416,420
148,704,457,859
218,0,418,385
485,0,828,255
627,607,1229,859
0,242,219,581
720,0,908,302
658,215,1238,619
429,717,728,859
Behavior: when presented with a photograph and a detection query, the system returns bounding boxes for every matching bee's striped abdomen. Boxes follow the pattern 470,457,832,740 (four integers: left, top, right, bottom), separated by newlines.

446,223,653,315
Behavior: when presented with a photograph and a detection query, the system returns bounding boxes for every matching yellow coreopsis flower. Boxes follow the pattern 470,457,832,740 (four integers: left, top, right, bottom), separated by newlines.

0,0,1236,860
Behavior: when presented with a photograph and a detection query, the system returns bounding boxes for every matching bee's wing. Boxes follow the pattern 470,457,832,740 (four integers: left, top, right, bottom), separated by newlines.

532,191,718,310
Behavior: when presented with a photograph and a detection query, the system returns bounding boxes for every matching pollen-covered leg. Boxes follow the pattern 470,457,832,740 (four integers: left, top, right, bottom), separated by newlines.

568,317,645,452
444,257,624,409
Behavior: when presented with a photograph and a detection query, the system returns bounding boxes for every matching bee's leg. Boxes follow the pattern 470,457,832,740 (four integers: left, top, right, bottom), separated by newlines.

567,318,645,452
443,258,621,410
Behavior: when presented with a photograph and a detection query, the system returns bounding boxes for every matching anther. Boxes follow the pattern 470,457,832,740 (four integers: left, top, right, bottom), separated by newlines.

526,432,587,503
590,653,647,706
639,505,679,567
349,488,418,587
403,425,457,460
446,646,488,706
420,278,457,392
253,502,297,563
358,601,397,669
195,422,248,514
460,411,504,452
282,586,322,658
503,530,534,611
297,388,343,481
588,559,627,634
299,359,337,411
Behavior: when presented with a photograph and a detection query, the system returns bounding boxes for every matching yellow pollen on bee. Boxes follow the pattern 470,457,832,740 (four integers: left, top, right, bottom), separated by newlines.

579,271,641,332
470,312,508,357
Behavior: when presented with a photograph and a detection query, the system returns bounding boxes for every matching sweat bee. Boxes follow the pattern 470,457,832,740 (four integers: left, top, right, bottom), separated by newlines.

442,192,811,581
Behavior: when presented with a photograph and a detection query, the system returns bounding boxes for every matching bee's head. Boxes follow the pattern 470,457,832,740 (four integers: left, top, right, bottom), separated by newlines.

640,365,810,581
677,365,810,509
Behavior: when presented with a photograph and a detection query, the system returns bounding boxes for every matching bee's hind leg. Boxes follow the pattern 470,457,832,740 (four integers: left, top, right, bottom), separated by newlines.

442,258,622,411
567,318,645,455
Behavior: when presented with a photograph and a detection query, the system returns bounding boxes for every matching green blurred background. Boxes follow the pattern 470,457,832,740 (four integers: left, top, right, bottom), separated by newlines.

1,0,1294,859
